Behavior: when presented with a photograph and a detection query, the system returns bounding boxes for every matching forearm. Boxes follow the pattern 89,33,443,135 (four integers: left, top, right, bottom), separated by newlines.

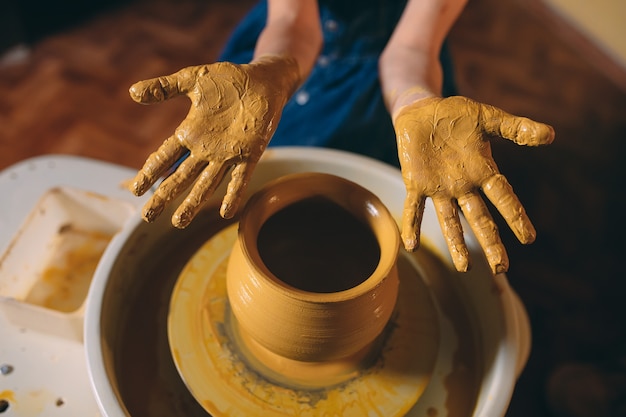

379,0,467,118
253,0,322,83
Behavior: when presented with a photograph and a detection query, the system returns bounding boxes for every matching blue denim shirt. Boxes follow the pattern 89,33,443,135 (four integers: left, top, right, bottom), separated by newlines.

219,0,456,167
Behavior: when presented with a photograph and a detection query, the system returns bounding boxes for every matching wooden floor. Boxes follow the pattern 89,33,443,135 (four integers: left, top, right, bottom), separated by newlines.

1,0,625,416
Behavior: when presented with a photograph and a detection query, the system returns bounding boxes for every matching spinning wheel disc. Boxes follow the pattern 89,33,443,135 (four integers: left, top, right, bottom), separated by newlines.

168,223,440,417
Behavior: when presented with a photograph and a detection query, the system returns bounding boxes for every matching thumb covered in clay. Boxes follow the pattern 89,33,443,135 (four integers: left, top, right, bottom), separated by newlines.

393,95,554,274
479,102,555,146
128,65,204,104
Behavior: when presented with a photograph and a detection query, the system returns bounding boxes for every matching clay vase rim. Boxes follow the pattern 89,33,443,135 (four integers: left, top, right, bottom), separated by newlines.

237,172,400,303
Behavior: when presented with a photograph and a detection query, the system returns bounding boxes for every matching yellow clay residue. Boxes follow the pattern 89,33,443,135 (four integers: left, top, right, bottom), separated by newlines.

24,226,112,312
0,390,15,402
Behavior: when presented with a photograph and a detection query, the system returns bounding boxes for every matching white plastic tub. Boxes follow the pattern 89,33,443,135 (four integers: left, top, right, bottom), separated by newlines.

0,155,148,416
83,147,531,417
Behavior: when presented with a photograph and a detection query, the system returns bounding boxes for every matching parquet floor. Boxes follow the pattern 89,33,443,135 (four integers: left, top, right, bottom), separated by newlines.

1,0,625,416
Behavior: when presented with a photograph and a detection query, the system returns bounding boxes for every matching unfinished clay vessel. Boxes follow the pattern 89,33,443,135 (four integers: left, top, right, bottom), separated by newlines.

227,172,400,369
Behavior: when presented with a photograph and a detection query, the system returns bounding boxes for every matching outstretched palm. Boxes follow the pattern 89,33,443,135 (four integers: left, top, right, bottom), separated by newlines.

394,96,554,274
128,57,300,227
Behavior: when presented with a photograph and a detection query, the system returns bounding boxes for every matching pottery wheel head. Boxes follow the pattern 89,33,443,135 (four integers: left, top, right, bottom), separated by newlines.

168,223,440,417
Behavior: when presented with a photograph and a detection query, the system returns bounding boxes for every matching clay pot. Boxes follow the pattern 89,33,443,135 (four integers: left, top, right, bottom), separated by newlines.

227,172,400,364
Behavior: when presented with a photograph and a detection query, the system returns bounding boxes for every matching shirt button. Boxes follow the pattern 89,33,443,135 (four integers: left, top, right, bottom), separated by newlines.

317,55,330,67
324,19,339,32
295,90,310,105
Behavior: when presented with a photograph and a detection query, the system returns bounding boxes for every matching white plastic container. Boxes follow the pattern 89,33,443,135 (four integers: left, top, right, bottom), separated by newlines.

0,155,147,416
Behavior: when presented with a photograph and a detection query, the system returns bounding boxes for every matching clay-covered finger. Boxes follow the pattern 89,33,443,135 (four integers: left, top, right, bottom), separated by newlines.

400,190,426,252
130,136,186,196
432,197,470,272
140,154,206,222
457,192,509,274
480,103,555,146
482,174,536,244
220,162,254,219
172,162,228,228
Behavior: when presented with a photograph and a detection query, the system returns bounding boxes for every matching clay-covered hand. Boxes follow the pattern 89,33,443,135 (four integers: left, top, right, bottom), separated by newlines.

394,96,554,274
128,55,300,228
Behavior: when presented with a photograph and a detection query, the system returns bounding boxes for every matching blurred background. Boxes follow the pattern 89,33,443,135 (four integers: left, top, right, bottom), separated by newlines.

0,0,625,416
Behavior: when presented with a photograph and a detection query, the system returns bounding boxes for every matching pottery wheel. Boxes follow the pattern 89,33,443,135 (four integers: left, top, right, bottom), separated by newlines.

168,223,440,417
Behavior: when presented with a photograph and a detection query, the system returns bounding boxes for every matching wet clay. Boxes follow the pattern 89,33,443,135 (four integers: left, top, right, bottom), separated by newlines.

230,314,383,389
393,95,555,274
227,173,401,364
257,196,380,293
128,55,301,227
